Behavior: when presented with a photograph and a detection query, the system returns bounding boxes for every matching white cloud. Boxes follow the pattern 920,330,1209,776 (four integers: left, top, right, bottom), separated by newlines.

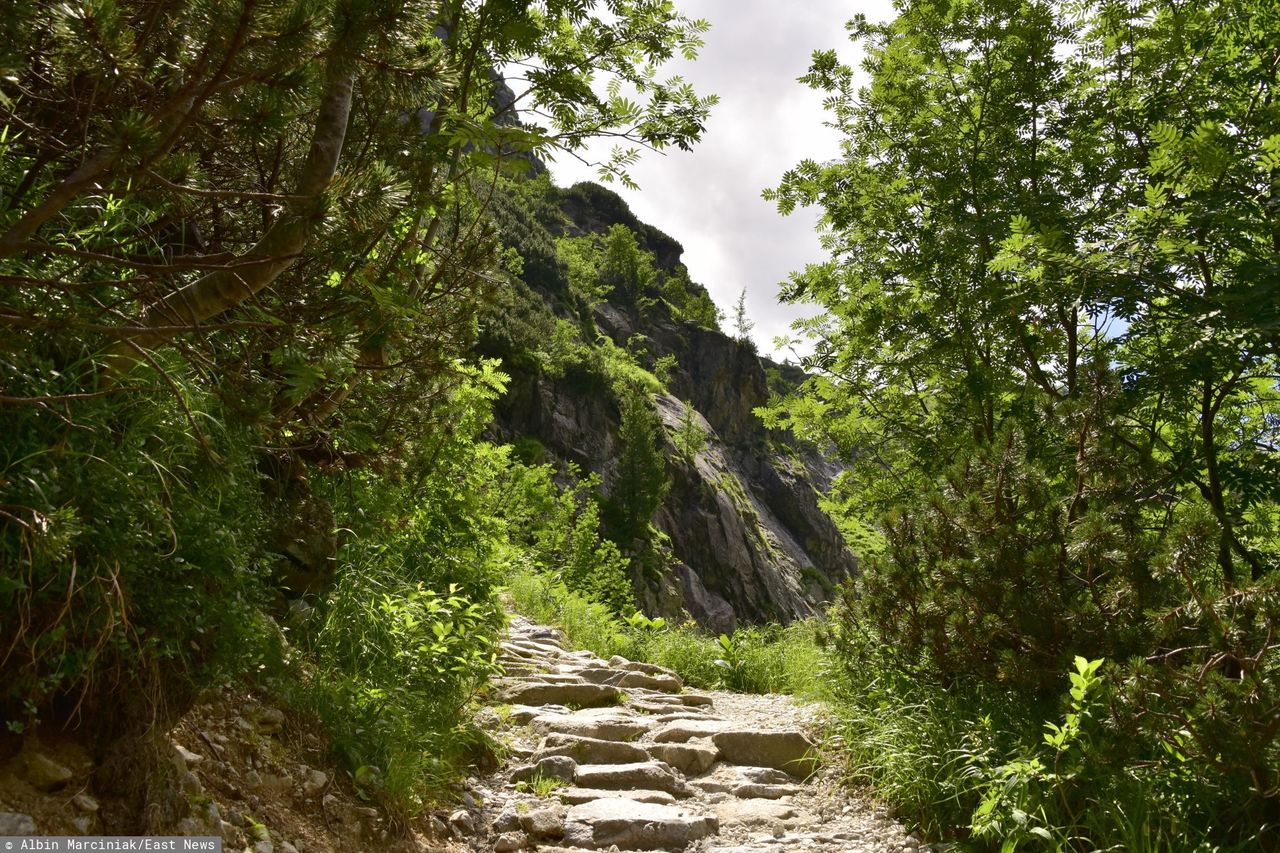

545,0,896,359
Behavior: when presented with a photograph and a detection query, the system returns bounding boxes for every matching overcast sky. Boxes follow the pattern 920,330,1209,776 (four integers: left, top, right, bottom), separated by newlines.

543,0,896,359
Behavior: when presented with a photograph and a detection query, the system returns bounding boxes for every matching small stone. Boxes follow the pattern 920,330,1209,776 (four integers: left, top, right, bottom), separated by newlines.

255,707,286,735
301,768,328,797
0,812,36,835
278,844,299,853
493,805,522,833
512,754,578,784
243,769,263,790
179,770,203,795
518,804,566,840
70,814,94,834
493,831,527,851
174,744,204,767
448,809,474,837
72,793,99,813
18,751,74,791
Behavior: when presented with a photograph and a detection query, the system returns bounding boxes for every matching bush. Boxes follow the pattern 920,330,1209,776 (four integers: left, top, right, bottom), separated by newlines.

825,603,1269,851
0,352,270,733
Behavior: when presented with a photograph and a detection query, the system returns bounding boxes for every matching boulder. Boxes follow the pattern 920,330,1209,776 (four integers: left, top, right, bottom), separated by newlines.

710,730,816,778
562,799,717,850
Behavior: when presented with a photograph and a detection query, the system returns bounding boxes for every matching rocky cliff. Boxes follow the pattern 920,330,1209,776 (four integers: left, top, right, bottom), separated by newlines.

482,177,855,631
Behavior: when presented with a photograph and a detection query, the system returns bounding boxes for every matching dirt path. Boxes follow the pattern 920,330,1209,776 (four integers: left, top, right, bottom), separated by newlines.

452,616,926,852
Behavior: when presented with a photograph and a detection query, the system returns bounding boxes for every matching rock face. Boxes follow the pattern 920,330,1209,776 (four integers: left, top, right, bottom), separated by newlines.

487,180,858,630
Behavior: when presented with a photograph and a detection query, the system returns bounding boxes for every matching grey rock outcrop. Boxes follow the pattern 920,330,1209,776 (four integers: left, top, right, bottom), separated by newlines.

486,179,857,630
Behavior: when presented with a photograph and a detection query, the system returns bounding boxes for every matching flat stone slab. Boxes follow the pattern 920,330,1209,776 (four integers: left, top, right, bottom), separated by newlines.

574,761,687,797
711,730,816,778
563,799,718,850
532,713,652,742
557,788,676,806
731,782,800,799
715,799,811,828
501,682,623,708
540,733,651,765
651,719,731,743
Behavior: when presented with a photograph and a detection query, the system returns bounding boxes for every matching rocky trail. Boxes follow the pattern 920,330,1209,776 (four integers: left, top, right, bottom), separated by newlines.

455,616,926,853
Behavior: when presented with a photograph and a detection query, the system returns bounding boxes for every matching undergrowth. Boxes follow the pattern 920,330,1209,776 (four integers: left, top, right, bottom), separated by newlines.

506,567,830,699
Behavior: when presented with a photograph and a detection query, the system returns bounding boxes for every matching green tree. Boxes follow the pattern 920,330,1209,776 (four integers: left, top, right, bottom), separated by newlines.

606,380,670,546
599,223,656,304
766,0,1280,839
731,287,754,347
672,399,708,462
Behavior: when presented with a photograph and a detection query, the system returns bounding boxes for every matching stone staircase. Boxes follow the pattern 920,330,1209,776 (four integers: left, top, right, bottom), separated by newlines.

456,616,924,852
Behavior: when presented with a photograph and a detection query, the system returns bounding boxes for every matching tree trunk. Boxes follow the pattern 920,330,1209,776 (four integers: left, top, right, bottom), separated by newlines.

103,39,358,375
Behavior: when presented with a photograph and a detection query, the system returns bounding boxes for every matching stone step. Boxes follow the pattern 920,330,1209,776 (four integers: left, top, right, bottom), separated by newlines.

710,731,817,779
645,742,719,776
499,681,623,708
608,656,681,680
578,668,684,692
557,788,677,806
573,761,688,797
532,712,653,742
562,799,718,850
715,799,813,830
650,719,731,742
538,733,651,765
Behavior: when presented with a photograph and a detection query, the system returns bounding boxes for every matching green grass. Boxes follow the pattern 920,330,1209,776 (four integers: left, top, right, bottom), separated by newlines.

506,568,830,698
